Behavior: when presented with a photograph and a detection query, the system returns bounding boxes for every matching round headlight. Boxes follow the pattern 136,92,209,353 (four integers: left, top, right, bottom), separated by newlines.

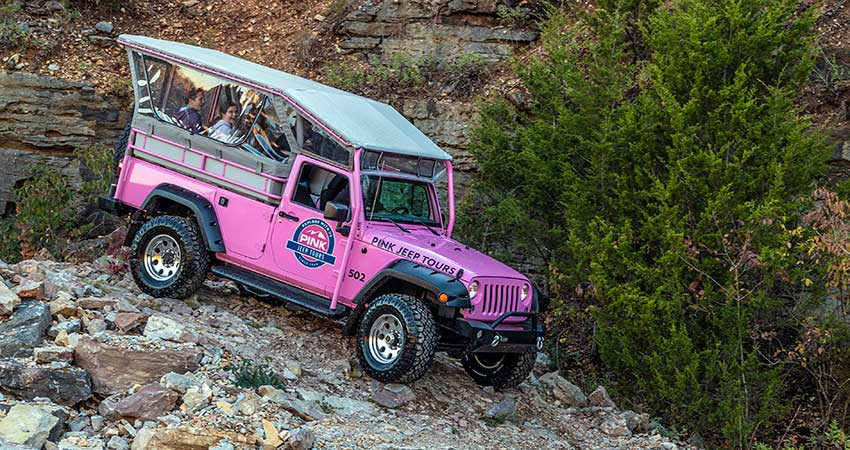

520,284,529,301
469,281,479,298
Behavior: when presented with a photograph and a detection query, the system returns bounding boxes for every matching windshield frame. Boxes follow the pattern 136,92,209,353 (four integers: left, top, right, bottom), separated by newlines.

360,172,443,229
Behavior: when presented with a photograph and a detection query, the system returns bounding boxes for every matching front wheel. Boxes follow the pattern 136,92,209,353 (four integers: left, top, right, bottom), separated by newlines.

461,351,535,390
130,215,209,299
355,294,437,383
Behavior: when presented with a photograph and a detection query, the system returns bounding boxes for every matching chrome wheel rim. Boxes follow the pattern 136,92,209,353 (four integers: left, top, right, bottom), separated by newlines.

143,234,181,282
368,313,404,365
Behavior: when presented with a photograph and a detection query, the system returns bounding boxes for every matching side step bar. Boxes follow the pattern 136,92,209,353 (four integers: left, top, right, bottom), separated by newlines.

211,265,350,319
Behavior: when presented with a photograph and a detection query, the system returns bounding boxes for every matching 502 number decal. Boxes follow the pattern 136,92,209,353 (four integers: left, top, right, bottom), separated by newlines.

347,269,366,282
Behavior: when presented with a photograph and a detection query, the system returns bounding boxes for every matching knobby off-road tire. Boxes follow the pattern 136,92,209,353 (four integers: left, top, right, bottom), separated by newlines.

356,294,438,384
130,215,209,299
113,122,131,173
461,350,536,390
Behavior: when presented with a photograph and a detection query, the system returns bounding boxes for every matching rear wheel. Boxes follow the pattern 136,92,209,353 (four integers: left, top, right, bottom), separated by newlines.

356,294,437,383
461,351,535,390
130,215,209,298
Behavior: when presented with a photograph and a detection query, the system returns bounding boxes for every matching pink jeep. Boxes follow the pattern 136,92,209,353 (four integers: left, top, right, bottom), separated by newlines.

99,35,546,388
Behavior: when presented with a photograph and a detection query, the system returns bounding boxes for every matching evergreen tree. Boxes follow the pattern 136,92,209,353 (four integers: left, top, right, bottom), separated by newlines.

461,0,830,445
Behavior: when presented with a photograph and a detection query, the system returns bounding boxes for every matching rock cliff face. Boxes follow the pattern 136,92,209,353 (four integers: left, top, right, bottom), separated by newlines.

338,0,537,170
339,0,538,61
0,72,127,216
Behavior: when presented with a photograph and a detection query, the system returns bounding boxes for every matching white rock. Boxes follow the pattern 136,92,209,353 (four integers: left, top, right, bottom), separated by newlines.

181,383,212,410
143,315,185,342
0,404,60,448
0,279,21,315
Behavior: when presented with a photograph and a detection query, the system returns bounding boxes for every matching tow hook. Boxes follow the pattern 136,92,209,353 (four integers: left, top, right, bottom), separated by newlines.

536,336,544,350
491,334,503,347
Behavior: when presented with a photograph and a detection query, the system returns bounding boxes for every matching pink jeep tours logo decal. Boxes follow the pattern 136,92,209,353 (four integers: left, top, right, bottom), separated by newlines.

286,218,336,268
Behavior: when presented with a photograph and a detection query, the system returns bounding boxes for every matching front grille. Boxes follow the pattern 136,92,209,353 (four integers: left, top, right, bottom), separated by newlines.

467,278,529,323
482,283,521,316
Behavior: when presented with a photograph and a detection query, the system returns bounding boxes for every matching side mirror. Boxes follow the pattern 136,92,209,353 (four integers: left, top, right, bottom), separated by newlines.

323,201,350,222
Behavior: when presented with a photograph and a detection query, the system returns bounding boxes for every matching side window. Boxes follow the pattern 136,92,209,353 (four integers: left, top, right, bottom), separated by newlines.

292,163,350,212
240,99,294,162
133,52,169,119
299,117,351,165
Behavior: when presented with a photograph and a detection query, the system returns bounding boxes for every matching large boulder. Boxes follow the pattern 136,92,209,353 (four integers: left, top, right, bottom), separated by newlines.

0,359,92,406
73,336,203,395
0,301,52,357
0,404,60,449
538,372,588,407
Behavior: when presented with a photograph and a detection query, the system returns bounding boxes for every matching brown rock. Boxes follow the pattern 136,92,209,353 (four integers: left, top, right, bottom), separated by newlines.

130,428,253,450
33,346,74,363
74,336,203,395
0,358,91,405
114,383,178,421
373,383,416,408
588,385,617,408
14,280,44,300
49,299,77,317
114,312,146,333
76,297,117,310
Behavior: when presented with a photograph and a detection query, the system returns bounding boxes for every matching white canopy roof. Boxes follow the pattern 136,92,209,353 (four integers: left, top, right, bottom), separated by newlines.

118,34,452,161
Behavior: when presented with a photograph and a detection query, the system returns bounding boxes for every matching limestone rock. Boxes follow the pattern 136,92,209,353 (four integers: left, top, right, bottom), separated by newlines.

600,414,631,437
0,301,51,357
538,372,588,407
48,320,81,338
106,436,128,450
114,383,178,421
84,319,107,335
160,372,196,394
58,432,104,450
73,336,202,395
0,359,92,405
372,383,416,408
282,427,314,450
180,383,211,410
588,385,617,408
261,420,282,449
0,404,59,448
0,280,22,314
143,316,185,342
484,398,517,421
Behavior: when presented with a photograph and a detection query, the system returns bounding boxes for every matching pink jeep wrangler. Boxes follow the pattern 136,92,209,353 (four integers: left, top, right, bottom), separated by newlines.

99,35,546,388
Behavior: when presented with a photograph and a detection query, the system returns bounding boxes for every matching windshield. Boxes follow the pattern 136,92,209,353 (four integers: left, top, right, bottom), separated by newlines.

362,175,440,226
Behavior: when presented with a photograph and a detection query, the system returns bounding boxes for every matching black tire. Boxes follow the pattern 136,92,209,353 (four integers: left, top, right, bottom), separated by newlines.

461,350,535,390
130,215,209,299
113,122,131,174
356,294,438,384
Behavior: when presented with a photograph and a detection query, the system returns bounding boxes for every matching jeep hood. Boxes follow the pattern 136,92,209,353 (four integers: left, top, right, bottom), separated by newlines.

362,225,526,281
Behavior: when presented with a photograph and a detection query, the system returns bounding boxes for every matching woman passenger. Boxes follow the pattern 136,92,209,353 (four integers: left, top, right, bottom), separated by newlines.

209,101,238,140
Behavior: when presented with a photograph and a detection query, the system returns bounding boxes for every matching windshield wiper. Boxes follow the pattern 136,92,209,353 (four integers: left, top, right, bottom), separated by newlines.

409,218,440,236
386,218,410,234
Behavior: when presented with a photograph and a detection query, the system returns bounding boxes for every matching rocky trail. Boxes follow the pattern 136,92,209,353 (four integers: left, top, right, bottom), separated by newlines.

0,230,694,450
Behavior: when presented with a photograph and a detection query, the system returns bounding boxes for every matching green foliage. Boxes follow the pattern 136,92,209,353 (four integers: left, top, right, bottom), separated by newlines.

74,143,114,204
16,166,74,256
0,3,29,51
322,53,491,99
462,0,832,446
224,359,285,390
0,217,20,264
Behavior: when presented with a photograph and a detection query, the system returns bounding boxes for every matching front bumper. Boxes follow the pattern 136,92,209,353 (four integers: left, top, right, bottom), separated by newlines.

452,312,545,354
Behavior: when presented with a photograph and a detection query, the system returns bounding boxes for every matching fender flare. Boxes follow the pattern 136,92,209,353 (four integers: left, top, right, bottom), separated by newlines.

341,259,470,336
132,183,225,253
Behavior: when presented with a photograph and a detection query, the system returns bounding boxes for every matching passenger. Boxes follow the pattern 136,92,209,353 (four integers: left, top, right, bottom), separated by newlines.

174,88,205,134
208,101,238,140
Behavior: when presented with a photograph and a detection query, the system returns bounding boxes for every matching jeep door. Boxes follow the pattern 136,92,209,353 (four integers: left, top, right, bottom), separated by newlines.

270,156,352,297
